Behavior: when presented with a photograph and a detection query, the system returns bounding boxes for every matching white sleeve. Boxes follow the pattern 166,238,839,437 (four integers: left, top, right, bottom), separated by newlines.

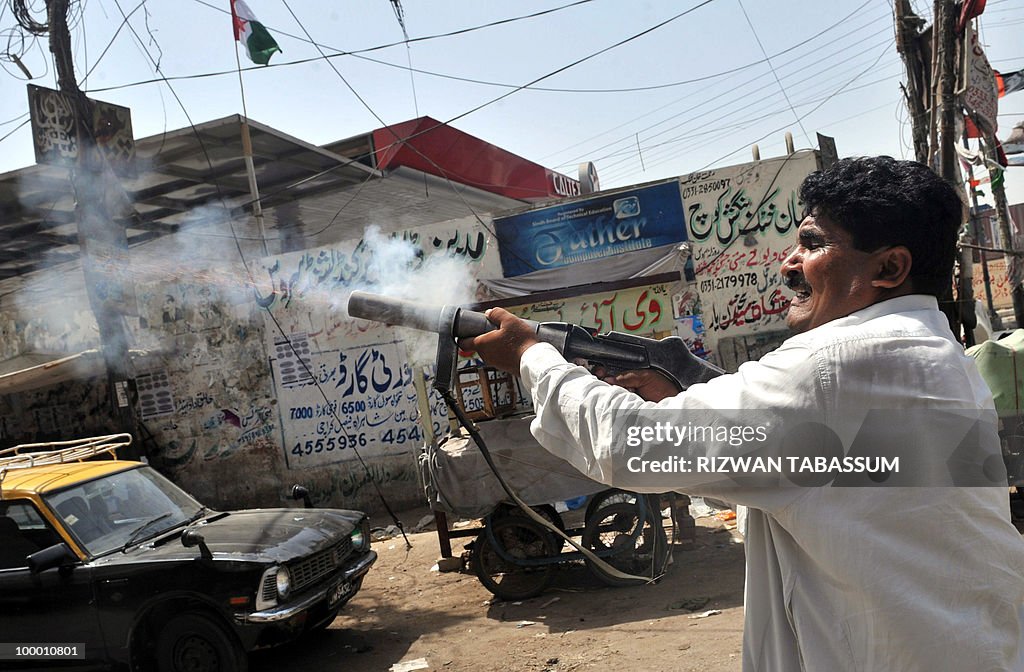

519,341,825,512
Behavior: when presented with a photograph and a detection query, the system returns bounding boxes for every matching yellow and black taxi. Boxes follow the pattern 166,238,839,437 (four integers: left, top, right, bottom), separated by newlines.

0,435,376,672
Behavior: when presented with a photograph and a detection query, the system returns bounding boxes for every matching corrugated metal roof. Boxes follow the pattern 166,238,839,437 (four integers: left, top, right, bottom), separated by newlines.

0,114,380,280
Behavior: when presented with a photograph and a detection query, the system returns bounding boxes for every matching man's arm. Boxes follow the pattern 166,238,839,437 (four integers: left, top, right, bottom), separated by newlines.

460,308,681,402
462,308,818,512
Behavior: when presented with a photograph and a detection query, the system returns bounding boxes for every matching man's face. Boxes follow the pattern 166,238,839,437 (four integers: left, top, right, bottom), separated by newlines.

780,213,886,333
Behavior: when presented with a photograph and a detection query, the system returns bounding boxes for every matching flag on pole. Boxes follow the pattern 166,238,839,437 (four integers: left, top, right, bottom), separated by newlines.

995,69,1024,98
231,0,281,65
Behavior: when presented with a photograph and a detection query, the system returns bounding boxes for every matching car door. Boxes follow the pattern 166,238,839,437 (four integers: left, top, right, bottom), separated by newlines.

0,499,106,668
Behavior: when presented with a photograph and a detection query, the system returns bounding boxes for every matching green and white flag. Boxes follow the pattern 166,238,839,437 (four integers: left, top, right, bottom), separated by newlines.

231,0,281,65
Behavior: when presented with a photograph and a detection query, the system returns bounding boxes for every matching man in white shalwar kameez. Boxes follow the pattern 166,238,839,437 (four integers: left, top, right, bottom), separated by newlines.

462,157,1024,671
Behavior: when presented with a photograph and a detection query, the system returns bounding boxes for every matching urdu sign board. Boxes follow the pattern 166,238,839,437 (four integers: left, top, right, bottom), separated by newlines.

962,26,998,135
493,180,688,278
27,84,136,178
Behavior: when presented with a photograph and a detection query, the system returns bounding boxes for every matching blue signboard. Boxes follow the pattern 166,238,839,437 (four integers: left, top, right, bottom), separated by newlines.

494,180,687,277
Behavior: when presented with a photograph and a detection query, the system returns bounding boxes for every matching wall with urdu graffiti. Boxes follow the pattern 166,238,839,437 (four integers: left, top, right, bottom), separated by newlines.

681,151,819,363
130,215,502,513
0,214,501,514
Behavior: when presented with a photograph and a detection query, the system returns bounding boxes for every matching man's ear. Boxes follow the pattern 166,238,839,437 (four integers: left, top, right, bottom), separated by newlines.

870,246,912,289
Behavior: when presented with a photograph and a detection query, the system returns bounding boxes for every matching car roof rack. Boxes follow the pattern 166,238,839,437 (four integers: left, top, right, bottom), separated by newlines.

0,433,133,471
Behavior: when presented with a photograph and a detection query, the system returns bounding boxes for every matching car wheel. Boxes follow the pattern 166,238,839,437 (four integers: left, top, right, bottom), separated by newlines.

156,612,248,672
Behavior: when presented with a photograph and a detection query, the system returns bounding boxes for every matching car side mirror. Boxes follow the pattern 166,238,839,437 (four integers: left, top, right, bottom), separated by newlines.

27,543,76,574
180,528,213,561
290,484,312,509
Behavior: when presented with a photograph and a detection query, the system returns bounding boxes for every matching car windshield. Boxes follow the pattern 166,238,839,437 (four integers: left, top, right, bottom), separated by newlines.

44,466,204,556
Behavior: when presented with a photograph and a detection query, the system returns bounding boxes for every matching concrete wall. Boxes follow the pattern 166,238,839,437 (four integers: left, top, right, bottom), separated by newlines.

0,214,503,517
131,215,502,513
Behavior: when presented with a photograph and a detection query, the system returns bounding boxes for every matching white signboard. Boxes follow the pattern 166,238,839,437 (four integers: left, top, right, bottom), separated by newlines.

683,152,819,339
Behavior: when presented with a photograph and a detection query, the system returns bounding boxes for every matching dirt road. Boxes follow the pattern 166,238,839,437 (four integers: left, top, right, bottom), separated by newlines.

250,511,746,672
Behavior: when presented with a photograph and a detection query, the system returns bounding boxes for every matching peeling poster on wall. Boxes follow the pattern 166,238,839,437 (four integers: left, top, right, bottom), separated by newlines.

137,370,175,420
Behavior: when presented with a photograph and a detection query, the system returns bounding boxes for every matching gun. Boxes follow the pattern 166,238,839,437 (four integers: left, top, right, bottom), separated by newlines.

347,290,724,395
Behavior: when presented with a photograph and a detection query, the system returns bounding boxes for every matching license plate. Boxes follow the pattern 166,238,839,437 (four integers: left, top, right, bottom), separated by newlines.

327,580,353,607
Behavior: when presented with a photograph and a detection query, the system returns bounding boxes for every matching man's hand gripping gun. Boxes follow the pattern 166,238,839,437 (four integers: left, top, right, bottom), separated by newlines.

347,290,724,394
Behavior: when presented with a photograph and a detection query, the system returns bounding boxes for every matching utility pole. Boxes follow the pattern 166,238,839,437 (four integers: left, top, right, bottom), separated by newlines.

935,0,975,341
46,0,140,454
896,0,1021,338
896,0,973,340
935,0,958,183
981,132,1024,327
894,0,930,164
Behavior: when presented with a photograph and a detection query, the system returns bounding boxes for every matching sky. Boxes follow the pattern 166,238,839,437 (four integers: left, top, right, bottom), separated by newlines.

0,0,1022,206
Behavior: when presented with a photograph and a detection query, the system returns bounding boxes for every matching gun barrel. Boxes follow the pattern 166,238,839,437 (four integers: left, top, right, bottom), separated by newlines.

347,291,446,333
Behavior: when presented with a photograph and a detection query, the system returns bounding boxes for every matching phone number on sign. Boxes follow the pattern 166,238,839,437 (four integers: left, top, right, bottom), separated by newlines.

699,272,758,293
290,426,425,457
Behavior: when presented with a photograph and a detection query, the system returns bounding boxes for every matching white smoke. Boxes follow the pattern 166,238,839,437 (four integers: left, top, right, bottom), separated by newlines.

362,224,478,306
338,224,480,366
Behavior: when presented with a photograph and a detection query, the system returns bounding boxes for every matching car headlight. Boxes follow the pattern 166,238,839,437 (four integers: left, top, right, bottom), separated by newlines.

350,527,365,550
275,566,291,599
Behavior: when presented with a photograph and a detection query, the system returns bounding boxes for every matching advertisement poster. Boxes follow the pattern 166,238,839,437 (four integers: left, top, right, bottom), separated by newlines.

494,180,687,277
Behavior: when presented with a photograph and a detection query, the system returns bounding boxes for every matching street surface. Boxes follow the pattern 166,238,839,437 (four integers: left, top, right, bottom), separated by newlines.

251,510,746,672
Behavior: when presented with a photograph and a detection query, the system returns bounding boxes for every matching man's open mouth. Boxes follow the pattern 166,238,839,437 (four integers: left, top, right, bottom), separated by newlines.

788,285,811,304
783,275,810,304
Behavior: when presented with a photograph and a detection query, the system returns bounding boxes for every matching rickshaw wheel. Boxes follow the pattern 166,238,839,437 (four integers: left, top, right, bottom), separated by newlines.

582,499,667,587
584,488,637,523
493,502,567,551
472,515,557,601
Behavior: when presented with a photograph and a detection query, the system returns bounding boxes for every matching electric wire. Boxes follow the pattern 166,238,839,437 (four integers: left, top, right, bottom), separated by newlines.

76,0,145,85
598,71,902,184
592,52,904,179
589,37,901,182
590,48,902,178
697,39,894,172
49,0,903,194
737,0,812,147
190,0,596,62
82,0,882,97
591,47,901,178
540,0,888,163
626,90,903,184
0,111,29,128
546,10,893,170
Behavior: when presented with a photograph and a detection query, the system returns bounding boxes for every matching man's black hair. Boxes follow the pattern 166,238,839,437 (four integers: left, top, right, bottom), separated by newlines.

798,156,964,297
